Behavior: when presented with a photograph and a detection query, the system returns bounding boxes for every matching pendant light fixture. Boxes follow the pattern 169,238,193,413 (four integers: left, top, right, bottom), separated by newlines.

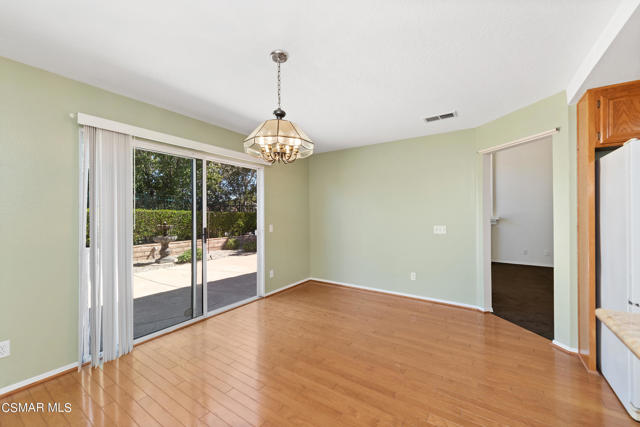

243,50,313,164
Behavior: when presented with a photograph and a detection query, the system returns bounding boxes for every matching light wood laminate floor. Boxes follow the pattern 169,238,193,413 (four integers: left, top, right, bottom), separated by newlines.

0,281,634,426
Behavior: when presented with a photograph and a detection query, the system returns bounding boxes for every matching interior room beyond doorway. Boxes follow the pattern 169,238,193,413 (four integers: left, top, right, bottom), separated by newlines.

489,136,554,340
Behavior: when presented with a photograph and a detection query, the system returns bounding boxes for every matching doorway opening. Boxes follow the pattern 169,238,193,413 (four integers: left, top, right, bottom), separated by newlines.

483,136,554,340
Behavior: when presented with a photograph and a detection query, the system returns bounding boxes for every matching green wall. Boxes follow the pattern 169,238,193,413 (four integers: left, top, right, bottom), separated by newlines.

264,159,309,293
309,92,578,348
0,55,579,390
0,57,309,389
475,92,576,347
309,129,479,306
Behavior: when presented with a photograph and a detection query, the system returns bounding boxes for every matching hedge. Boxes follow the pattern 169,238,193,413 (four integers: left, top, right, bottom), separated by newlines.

86,209,256,245
207,211,257,241
132,209,256,244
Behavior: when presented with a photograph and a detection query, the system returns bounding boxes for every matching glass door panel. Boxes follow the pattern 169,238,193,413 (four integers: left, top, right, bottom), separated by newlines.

132,148,204,338
205,161,258,312
194,159,204,317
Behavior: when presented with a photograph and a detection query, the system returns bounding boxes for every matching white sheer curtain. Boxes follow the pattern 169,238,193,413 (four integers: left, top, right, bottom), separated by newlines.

79,125,134,367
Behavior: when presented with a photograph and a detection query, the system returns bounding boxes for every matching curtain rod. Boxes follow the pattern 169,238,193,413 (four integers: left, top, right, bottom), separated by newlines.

75,112,269,166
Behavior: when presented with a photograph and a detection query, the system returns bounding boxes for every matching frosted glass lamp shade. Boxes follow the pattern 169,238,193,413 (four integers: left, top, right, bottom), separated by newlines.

243,119,313,164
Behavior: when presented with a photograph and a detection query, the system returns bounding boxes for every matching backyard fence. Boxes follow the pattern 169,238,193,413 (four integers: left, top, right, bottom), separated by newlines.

134,194,256,213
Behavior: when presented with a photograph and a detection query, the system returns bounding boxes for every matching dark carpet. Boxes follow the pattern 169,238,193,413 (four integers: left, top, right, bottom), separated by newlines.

133,272,257,338
491,262,554,340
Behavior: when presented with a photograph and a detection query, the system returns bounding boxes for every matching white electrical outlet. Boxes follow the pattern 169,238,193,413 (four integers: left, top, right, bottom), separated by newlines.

544,249,550,256
0,340,10,359
433,225,447,235
523,249,528,255
269,269,274,278
269,224,274,233
410,272,416,281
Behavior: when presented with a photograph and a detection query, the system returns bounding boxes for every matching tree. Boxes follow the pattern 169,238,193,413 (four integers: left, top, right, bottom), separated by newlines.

206,163,257,212
134,149,257,213
134,150,193,210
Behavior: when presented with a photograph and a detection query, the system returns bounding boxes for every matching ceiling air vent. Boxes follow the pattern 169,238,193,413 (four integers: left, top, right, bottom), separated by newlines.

424,111,457,123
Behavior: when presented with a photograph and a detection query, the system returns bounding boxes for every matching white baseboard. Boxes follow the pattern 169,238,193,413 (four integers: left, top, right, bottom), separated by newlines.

552,340,578,354
264,278,311,297
492,259,554,268
309,277,489,312
0,362,78,397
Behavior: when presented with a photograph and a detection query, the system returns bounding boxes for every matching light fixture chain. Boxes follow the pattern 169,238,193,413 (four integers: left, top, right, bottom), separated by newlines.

277,61,281,109
243,50,312,165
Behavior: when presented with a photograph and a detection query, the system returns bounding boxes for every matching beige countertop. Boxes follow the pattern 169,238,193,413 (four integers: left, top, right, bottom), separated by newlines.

596,308,640,359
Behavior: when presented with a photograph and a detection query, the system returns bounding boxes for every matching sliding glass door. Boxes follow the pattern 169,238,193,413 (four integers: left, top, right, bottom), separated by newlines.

204,161,258,312
131,146,260,339
132,149,204,339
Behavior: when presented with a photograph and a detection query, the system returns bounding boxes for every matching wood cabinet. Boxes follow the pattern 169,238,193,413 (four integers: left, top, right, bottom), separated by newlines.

577,80,640,371
598,85,640,146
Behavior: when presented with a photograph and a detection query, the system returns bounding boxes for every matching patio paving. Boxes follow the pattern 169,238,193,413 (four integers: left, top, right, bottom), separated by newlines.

133,251,257,338
133,250,256,298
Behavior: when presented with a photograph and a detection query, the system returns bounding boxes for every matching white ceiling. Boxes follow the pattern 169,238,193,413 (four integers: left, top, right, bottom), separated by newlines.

0,0,624,152
568,2,640,103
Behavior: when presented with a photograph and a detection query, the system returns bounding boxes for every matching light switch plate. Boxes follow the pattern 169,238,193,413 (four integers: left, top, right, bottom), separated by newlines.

269,224,273,233
433,225,447,235
0,340,10,359
269,269,274,278
410,272,416,281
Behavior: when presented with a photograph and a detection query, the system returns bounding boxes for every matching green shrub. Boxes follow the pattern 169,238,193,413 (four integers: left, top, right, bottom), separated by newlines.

207,211,256,238
242,240,257,252
223,238,239,250
176,248,202,264
132,209,256,244
133,209,194,245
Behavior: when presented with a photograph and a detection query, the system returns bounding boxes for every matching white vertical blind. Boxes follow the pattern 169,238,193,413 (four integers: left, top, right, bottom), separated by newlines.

80,126,134,367
77,128,90,367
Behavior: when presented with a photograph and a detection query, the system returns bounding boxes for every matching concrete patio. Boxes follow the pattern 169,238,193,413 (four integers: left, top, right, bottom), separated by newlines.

133,251,257,338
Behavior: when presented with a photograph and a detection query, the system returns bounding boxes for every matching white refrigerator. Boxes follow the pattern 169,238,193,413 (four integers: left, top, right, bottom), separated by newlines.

598,138,640,421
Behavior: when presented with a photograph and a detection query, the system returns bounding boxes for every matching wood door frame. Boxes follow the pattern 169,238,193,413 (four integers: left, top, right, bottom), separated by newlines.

577,90,598,371
575,80,640,371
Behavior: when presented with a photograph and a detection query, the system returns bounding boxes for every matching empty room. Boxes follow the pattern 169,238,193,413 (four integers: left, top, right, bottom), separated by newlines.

1,1,640,426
